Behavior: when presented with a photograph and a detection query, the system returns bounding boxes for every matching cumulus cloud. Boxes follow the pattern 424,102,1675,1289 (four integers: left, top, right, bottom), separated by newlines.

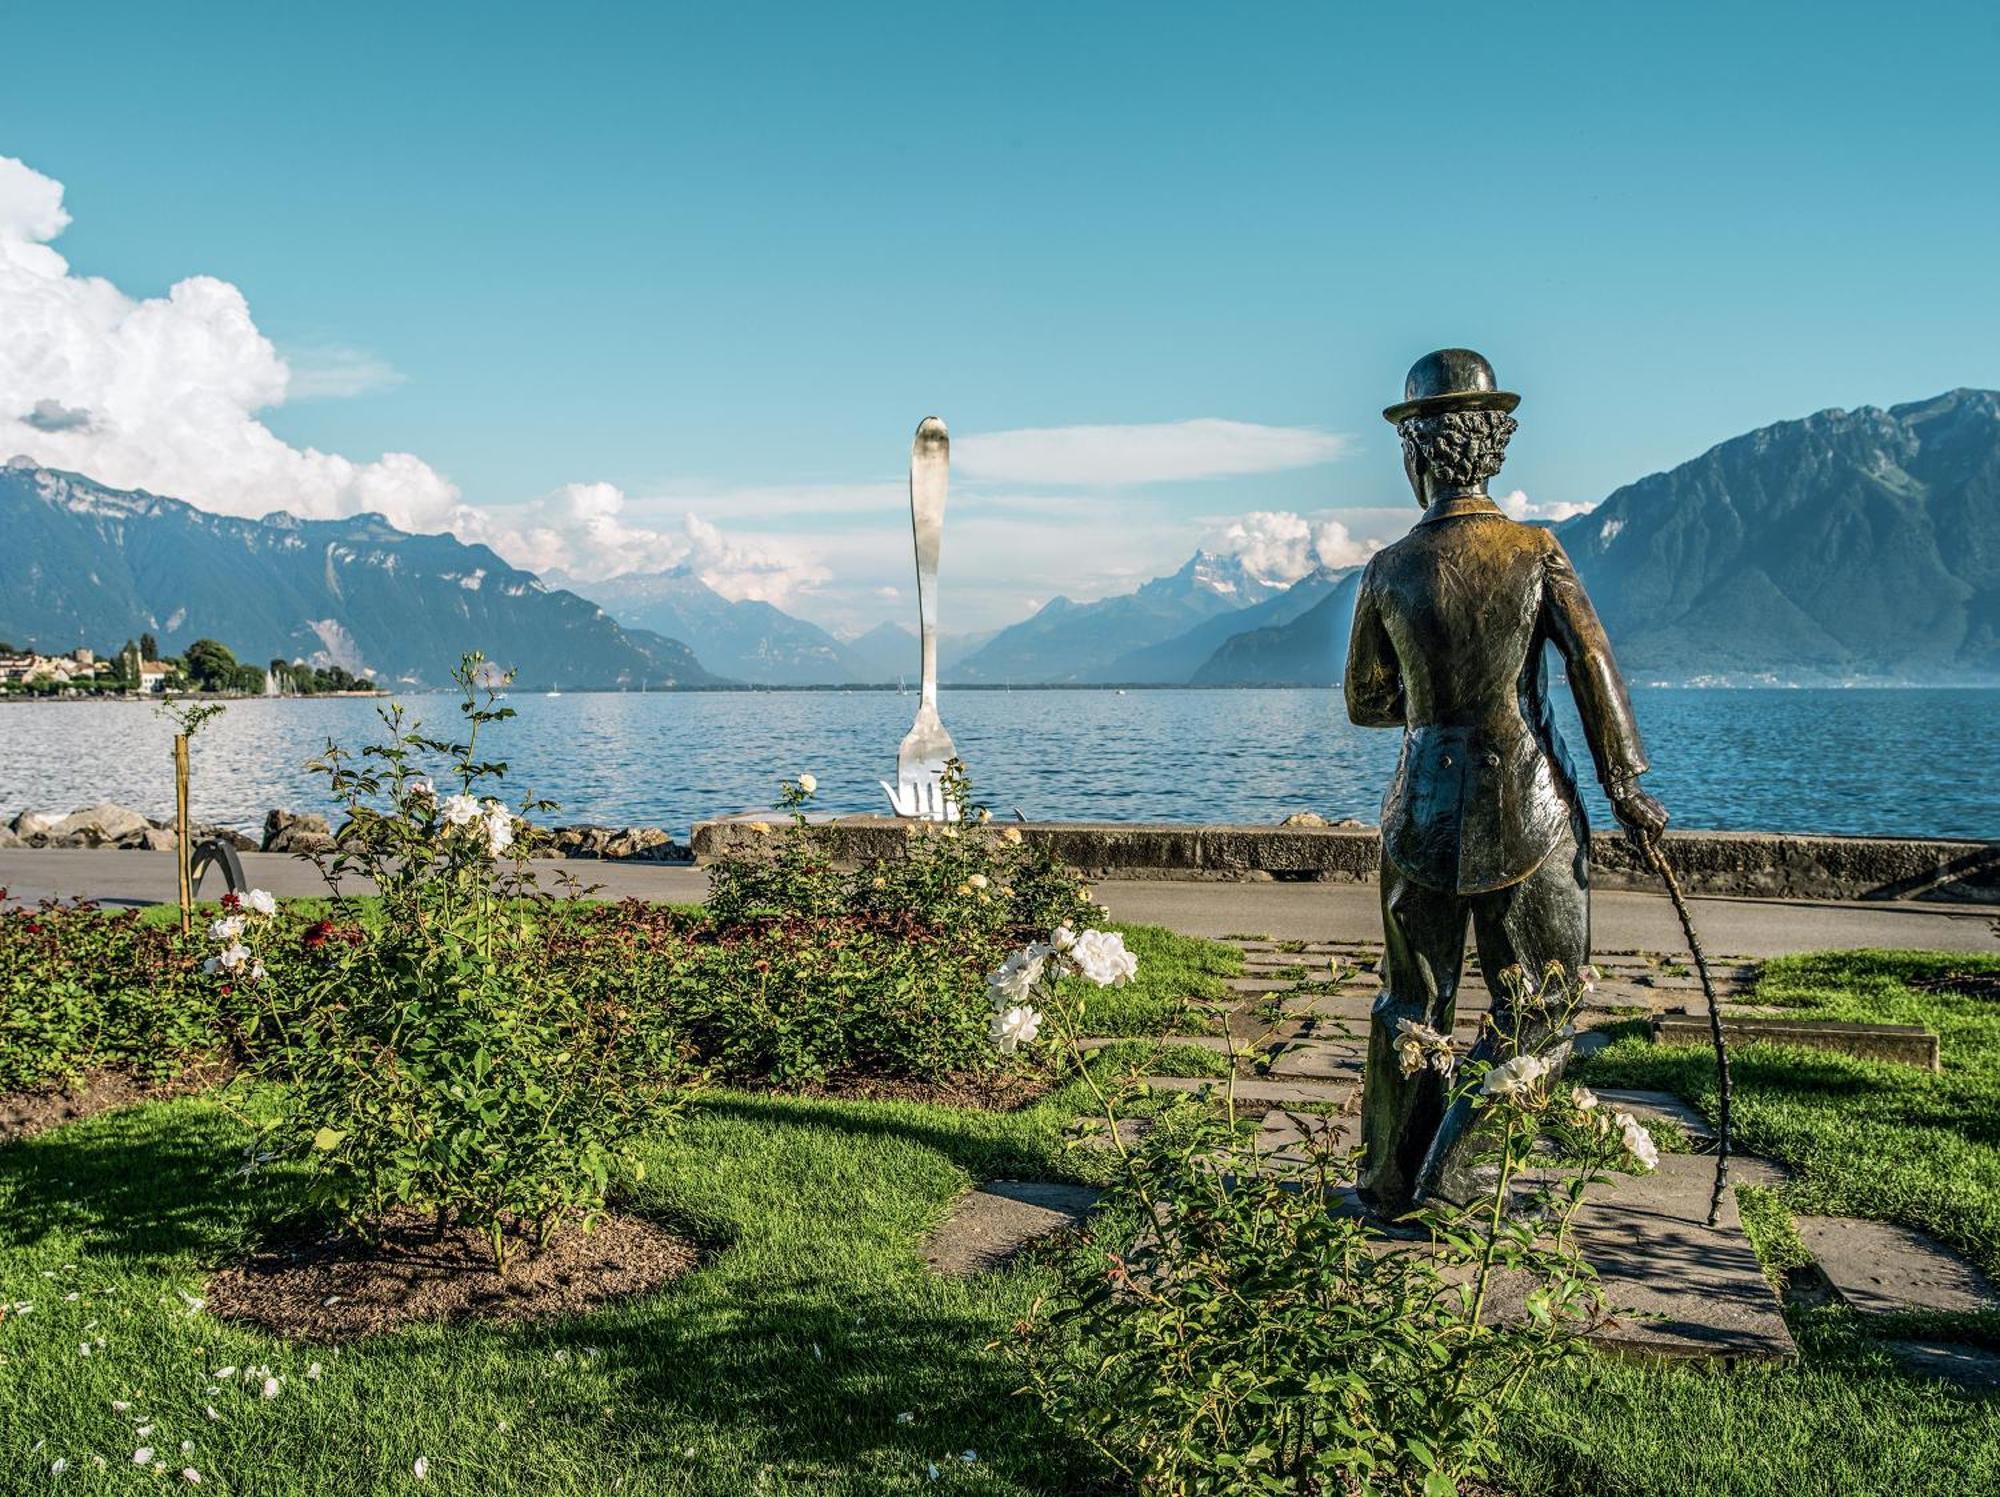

680,513,831,604
0,154,810,596
1497,489,1595,523
483,482,828,601
955,418,1352,486
0,154,461,531
1206,510,1384,584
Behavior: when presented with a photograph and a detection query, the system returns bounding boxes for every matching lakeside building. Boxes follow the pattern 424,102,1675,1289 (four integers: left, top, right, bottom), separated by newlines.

0,647,114,687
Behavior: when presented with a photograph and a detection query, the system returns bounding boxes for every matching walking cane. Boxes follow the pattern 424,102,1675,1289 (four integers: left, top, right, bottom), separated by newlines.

1635,829,1735,1227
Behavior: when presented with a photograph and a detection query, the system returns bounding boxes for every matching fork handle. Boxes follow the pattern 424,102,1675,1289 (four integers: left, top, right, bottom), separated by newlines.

910,418,948,710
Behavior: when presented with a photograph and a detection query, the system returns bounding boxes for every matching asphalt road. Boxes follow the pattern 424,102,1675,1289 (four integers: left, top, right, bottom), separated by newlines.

3,848,1995,958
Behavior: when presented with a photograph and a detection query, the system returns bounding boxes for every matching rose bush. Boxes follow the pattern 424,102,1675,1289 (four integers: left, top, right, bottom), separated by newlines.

708,760,1095,943
220,656,689,1272
0,896,212,1091
1008,953,1654,1496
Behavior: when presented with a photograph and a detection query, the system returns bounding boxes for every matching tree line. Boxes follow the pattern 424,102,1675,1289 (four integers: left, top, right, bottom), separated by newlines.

0,632,371,696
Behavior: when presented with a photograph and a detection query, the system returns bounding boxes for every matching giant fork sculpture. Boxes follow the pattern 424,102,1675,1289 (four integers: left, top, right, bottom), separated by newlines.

881,416,960,820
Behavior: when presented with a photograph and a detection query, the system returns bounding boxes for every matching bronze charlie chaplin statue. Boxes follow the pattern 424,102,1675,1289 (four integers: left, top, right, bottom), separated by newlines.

1347,349,1668,1212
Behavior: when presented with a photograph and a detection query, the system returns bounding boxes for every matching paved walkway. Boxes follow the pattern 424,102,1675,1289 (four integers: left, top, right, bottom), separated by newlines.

4,848,1995,958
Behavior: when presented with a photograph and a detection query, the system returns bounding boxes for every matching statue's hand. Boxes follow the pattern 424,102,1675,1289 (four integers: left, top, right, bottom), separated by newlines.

1610,779,1670,849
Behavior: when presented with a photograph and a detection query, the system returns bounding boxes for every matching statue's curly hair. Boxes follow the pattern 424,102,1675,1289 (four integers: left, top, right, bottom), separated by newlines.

1397,409,1517,489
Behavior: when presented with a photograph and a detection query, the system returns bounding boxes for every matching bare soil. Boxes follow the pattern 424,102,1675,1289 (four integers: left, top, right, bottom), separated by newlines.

206,1207,699,1341
0,1060,232,1145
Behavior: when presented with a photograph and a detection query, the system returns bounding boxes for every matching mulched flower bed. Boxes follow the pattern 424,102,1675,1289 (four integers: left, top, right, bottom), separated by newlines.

0,1059,234,1145
205,1207,699,1341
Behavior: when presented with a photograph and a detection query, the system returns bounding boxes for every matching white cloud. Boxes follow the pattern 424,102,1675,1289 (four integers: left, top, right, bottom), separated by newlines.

955,418,1352,486
282,345,407,400
1206,510,1384,584
0,155,461,532
478,482,829,601
680,513,830,604
1497,489,1595,523
0,153,811,598
467,481,686,579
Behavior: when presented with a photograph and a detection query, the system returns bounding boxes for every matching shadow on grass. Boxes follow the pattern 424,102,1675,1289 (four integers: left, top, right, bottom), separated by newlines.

438,1273,1113,1492
0,1097,289,1261
692,1091,1079,1185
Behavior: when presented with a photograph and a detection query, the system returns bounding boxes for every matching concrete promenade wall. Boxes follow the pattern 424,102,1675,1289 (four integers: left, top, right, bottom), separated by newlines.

689,816,2000,905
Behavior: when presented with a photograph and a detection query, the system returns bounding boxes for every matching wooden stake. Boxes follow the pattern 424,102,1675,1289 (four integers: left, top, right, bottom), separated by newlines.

175,732,193,936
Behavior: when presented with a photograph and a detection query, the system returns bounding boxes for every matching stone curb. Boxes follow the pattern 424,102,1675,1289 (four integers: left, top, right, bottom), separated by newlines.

689,816,2000,904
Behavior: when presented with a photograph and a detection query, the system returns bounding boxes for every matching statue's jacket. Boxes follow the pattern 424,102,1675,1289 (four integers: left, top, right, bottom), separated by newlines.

1344,495,1648,894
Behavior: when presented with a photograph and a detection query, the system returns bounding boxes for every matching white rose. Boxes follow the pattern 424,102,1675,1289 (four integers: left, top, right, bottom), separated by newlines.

441,793,480,827
986,946,1048,1007
482,800,514,855
1617,1113,1660,1171
1480,1054,1549,1099
208,915,245,942
967,873,989,890
1067,929,1138,988
797,773,817,794
1393,1017,1455,1078
1571,1085,1600,1112
1395,1017,1449,1047
242,888,276,918
407,776,436,800
204,943,251,976
989,1005,1043,1054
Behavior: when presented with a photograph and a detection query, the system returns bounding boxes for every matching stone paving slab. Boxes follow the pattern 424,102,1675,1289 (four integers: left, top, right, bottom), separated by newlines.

1225,976,1303,995
1077,1034,1238,1055
1256,1107,1361,1163
1265,1041,1367,1081
1885,1340,2000,1392
923,1181,1103,1276
1794,1216,2000,1315
1655,1014,1941,1071
1529,1154,1797,1363
1140,1075,1355,1107
1592,1088,1716,1143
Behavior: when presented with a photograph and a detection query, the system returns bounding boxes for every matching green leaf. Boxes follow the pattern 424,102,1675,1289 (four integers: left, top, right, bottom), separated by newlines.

312,1126,347,1151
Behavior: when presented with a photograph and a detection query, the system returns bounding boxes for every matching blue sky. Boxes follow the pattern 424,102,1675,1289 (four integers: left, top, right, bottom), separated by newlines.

3,0,1996,631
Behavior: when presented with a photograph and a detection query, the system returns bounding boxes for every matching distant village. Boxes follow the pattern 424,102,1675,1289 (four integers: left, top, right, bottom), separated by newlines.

0,634,381,699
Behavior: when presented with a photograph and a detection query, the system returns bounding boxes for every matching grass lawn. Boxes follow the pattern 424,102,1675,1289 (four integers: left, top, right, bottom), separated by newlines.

1573,948,2000,1278
4,948,1997,1495
1060,920,1241,1037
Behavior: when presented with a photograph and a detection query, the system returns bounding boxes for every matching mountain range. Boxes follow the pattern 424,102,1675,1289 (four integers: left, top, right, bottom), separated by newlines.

1556,388,1999,683
4,388,1995,691
950,551,1293,683
1206,388,2000,687
0,463,720,690
558,566,877,685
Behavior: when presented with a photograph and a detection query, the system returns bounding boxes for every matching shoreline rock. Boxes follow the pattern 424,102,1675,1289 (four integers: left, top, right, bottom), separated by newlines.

542,825,690,862
5,804,258,852
263,809,334,855
0,804,693,865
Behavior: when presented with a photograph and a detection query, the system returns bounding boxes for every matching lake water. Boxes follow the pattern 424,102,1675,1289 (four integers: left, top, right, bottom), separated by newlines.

0,687,1994,842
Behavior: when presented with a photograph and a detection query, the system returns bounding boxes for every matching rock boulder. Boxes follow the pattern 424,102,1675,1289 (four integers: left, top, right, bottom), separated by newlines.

547,825,689,862
263,809,334,854
30,803,154,846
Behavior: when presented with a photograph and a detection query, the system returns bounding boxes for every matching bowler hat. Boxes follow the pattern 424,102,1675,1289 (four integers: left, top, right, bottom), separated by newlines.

1383,348,1520,425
